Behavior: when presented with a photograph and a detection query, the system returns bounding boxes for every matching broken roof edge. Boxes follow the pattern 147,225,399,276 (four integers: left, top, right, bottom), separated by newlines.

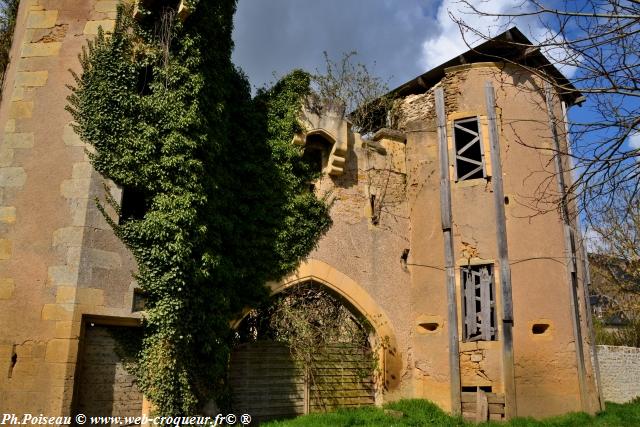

391,27,583,107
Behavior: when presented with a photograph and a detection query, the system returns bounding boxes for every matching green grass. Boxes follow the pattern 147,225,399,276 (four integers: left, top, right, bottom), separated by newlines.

262,399,640,427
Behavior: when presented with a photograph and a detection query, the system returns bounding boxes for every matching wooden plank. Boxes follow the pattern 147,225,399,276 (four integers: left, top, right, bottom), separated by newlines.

309,389,375,398
462,402,504,415
544,81,588,412
462,412,476,421
476,390,489,422
464,269,475,340
310,397,375,406
435,86,462,416
461,392,504,404
238,408,303,418
489,403,505,415
313,383,374,390
480,268,492,340
233,401,306,410
230,340,375,421
485,82,517,419
561,99,604,412
580,220,605,410
229,372,303,380
232,391,305,400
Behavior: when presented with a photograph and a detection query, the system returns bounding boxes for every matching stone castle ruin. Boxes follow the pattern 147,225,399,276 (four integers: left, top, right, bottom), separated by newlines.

0,0,601,423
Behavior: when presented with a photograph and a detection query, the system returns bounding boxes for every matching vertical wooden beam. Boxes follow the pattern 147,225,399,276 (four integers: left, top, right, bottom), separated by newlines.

476,389,489,422
484,82,517,419
304,365,310,414
545,82,589,412
561,101,605,411
435,87,462,415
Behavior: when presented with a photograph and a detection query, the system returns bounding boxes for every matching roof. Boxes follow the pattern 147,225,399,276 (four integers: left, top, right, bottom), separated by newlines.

390,27,582,106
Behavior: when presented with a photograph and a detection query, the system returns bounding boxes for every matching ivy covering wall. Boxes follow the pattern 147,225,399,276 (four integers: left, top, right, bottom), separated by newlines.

67,1,331,414
0,0,19,88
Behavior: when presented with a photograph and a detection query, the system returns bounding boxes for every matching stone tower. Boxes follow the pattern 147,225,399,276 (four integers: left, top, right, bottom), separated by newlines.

0,0,139,416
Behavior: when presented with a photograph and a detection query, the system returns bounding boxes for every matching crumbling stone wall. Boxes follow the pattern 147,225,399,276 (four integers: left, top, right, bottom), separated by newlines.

596,345,640,403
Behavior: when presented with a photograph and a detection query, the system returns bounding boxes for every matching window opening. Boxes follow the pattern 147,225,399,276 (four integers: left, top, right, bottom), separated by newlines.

302,146,324,173
132,289,147,312
462,385,493,393
302,133,332,174
462,264,497,341
120,186,148,222
370,194,379,225
453,117,485,181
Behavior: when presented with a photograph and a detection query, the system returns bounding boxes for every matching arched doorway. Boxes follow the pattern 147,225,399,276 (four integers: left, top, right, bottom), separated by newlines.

229,280,376,422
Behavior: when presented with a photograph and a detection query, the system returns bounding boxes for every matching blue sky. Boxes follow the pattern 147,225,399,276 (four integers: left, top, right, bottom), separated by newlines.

232,1,638,152
232,0,438,92
230,0,554,92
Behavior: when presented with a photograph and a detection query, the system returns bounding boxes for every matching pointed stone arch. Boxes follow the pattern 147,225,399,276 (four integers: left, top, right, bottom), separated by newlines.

292,110,351,176
268,259,402,394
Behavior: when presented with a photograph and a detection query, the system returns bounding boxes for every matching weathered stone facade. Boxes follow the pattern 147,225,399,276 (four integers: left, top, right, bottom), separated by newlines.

0,0,600,422
0,0,138,416
596,346,640,404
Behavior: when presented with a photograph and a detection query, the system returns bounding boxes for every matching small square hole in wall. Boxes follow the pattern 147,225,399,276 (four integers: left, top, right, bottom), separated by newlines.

529,320,553,339
415,315,443,335
418,322,439,332
132,289,147,312
532,323,550,335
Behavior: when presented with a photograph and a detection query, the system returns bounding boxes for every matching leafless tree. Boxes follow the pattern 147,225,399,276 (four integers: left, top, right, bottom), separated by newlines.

308,51,392,134
450,0,639,215
588,187,639,317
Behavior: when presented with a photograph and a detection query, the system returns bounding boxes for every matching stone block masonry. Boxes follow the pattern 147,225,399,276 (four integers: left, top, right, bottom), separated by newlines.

596,345,640,403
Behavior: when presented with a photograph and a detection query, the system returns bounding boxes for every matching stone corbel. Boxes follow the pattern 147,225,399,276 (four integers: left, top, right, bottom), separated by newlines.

327,132,347,176
294,108,351,176
133,0,192,22
177,1,192,21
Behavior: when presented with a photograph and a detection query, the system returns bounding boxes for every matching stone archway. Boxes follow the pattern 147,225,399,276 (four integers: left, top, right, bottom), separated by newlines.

229,260,401,421
268,259,402,394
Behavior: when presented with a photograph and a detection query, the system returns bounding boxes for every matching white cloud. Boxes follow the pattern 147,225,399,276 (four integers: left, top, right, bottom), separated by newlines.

583,226,604,253
420,0,526,70
232,0,438,92
629,132,640,150
419,0,578,77
231,1,578,94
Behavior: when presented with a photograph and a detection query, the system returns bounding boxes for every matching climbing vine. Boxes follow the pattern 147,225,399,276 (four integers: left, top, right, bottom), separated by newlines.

0,0,19,89
236,282,377,410
67,1,330,415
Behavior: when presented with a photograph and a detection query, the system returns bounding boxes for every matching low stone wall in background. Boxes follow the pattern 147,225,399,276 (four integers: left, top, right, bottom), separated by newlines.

597,345,640,403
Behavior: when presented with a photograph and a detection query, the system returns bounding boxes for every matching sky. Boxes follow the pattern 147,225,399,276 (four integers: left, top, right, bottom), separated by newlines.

231,0,637,154
231,0,546,93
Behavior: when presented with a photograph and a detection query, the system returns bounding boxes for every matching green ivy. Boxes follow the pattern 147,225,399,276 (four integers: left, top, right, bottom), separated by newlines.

67,1,330,415
0,0,19,90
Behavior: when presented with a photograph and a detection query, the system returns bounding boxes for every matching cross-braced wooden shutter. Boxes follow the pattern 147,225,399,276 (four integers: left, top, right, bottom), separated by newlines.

462,265,496,341
453,117,485,181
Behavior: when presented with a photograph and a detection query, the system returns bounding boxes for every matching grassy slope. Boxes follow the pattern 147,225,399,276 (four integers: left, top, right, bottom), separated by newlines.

263,399,640,427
